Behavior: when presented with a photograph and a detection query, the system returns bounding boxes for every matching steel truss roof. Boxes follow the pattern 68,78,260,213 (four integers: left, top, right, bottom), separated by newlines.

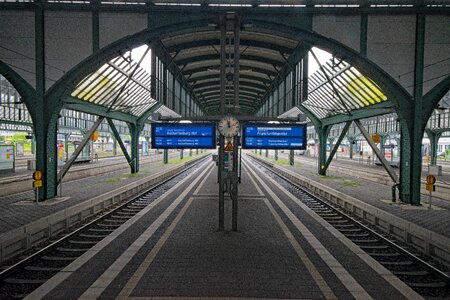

302,58,388,119
70,50,180,120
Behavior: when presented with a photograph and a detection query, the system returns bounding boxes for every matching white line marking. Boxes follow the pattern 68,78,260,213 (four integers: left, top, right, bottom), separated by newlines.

116,197,195,299
78,163,214,300
244,163,337,300
25,161,213,300
245,160,373,300
247,157,423,300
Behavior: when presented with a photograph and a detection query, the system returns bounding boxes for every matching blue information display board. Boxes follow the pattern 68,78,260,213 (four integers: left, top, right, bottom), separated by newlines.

151,123,216,149
242,123,307,150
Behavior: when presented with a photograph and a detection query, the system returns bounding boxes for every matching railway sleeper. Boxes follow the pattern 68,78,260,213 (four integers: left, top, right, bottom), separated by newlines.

337,228,363,233
56,247,90,252
392,270,430,276
3,278,47,284
351,239,380,243
102,218,125,223
97,223,121,228
68,239,99,245
344,233,370,238
25,265,63,272
88,228,115,232
79,233,109,238
110,215,132,219
367,252,401,258
405,281,447,288
379,260,414,266
358,244,389,250
41,255,77,261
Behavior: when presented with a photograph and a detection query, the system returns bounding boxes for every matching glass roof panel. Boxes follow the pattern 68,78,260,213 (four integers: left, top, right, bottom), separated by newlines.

70,50,156,118
302,58,388,119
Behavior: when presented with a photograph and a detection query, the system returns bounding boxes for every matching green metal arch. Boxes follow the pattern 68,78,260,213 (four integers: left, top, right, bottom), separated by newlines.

0,60,36,117
46,17,412,123
422,75,450,129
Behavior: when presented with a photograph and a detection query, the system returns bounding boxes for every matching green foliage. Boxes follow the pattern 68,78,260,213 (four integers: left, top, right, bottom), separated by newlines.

12,133,28,143
342,180,361,187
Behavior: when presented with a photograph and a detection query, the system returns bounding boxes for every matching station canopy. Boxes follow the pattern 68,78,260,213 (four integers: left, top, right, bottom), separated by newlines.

69,19,389,123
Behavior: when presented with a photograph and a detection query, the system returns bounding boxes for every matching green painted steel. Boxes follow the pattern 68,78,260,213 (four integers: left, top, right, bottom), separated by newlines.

360,13,368,56
323,121,351,173
422,75,450,130
129,123,140,173
0,61,36,117
64,97,138,124
163,149,168,164
317,125,331,175
92,1,99,52
107,118,132,168
425,129,442,166
321,102,394,127
400,13,426,205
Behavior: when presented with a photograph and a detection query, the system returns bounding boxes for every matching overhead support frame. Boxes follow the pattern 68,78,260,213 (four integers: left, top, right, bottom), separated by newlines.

107,118,133,168
354,119,399,184
57,116,105,185
322,121,352,174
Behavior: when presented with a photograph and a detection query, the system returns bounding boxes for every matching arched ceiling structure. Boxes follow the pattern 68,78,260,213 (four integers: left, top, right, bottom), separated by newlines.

65,15,397,125
160,28,299,115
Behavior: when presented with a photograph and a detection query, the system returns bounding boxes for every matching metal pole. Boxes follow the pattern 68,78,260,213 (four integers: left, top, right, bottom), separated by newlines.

59,176,62,197
218,15,226,231
232,136,239,231
429,190,432,209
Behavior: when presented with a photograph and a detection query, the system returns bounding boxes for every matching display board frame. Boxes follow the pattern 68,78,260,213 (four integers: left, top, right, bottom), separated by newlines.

0,144,15,173
151,123,217,149
242,123,307,150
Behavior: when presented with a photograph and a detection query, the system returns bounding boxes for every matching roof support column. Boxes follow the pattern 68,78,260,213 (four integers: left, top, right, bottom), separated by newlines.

317,125,331,175
34,2,57,200
347,135,356,159
233,15,240,115
129,123,140,173
151,47,157,99
360,1,368,56
92,0,100,53
218,15,226,231
425,129,442,166
162,64,167,106
399,13,426,204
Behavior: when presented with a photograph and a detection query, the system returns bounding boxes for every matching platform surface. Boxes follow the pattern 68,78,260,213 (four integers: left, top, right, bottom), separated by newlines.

28,161,417,299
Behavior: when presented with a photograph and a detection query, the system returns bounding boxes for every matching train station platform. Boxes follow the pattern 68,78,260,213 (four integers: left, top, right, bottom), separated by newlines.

0,153,209,264
25,159,420,300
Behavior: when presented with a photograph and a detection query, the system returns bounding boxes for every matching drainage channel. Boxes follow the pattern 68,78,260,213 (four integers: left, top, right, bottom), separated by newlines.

0,156,209,299
248,155,449,298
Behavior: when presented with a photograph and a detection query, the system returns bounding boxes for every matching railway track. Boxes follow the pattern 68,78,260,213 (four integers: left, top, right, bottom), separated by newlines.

0,156,209,299
247,155,450,299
